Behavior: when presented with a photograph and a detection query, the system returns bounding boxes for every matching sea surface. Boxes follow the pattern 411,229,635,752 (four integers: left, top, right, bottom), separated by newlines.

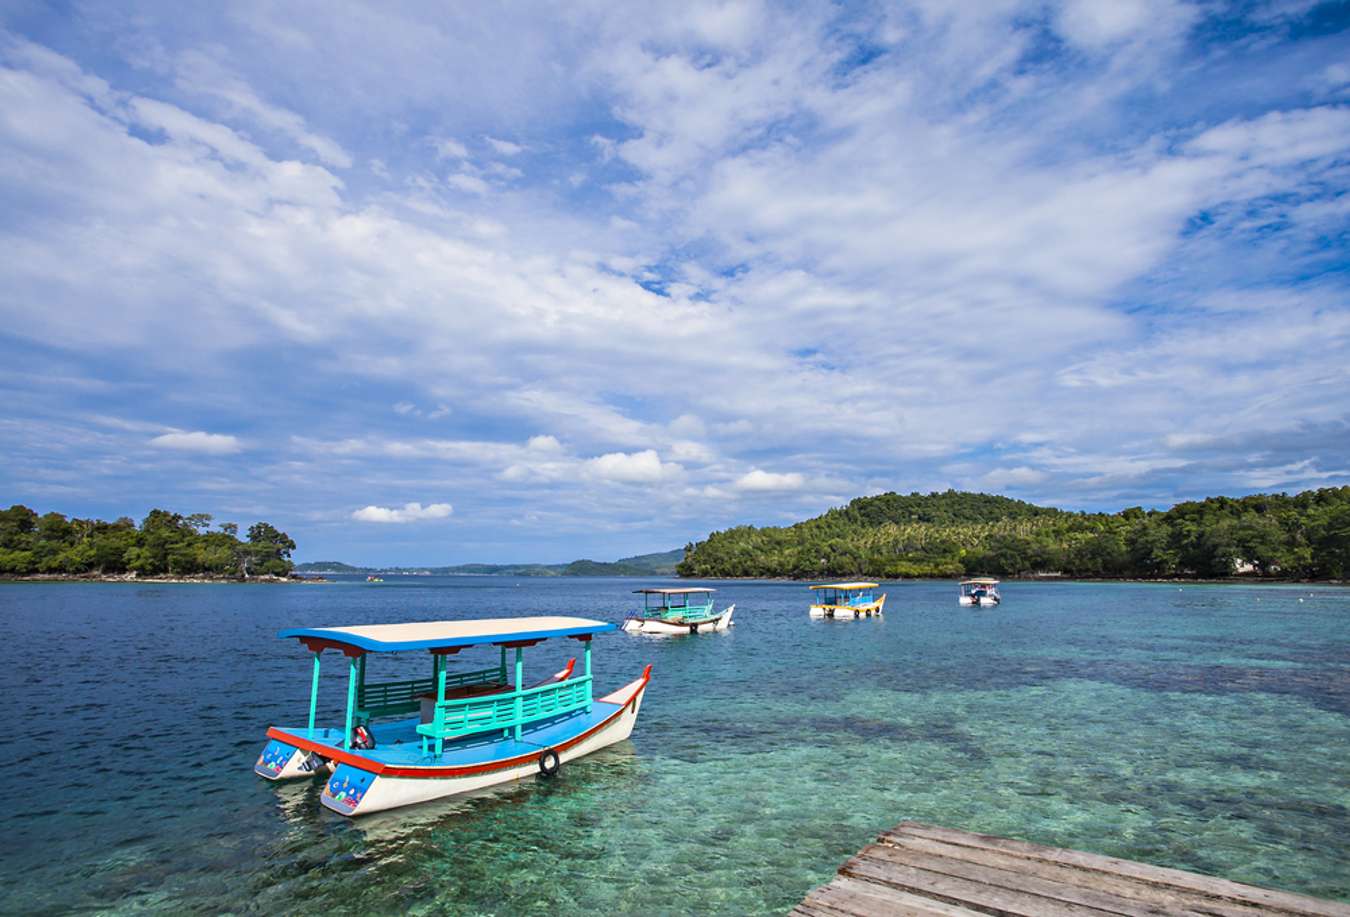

1,577,1347,914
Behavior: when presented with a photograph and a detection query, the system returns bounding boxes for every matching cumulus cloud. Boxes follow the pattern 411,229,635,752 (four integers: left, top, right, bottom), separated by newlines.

735,469,805,491
148,431,243,454
351,502,454,523
584,450,682,483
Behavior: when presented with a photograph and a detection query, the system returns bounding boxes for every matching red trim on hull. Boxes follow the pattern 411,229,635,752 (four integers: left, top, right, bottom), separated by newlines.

267,667,651,780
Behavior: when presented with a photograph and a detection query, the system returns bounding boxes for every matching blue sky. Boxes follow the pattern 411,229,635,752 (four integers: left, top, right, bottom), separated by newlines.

1,1,1348,565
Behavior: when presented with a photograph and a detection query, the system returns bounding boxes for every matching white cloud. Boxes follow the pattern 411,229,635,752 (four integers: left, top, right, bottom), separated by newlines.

527,434,564,452
148,431,243,454
446,172,490,194
485,136,524,155
584,449,682,483
668,440,715,464
735,469,804,491
172,50,353,168
434,137,469,159
351,501,454,523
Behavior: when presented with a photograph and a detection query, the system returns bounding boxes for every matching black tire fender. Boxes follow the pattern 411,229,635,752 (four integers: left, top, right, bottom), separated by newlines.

538,748,561,778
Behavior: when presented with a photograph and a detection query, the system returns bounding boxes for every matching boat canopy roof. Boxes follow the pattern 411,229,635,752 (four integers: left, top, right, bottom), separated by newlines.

633,587,714,594
810,581,879,591
279,616,615,653
961,577,1000,585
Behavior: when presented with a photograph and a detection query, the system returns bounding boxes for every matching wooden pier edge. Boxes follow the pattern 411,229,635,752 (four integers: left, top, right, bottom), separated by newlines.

791,821,1350,917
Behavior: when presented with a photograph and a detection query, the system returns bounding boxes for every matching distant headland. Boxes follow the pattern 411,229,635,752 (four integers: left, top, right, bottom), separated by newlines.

0,505,300,582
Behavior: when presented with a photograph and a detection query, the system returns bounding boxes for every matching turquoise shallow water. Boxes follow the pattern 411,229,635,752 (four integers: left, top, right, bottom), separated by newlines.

0,577,1347,914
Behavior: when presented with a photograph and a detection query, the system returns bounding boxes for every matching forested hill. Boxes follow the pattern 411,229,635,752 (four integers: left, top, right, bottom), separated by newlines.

676,488,1350,580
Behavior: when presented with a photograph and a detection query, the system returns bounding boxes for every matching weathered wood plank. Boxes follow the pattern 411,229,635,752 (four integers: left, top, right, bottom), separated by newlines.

844,851,1120,916
794,821,1350,917
877,832,1275,917
800,876,988,917
856,842,1205,916
886,823,1350,917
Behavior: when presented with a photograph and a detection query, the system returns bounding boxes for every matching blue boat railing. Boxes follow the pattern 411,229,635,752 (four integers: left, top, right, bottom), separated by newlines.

416,675,594,754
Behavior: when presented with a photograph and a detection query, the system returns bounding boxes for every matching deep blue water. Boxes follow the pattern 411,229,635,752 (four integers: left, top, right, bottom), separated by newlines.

0,577,1347,914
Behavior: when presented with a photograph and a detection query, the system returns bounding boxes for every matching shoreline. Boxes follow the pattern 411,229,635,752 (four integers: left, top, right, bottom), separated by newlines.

0,573,329,585
670,574,1347,585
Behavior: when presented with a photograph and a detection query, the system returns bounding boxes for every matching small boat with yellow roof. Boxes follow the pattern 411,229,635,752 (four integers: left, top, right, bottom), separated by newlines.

808,582,886,619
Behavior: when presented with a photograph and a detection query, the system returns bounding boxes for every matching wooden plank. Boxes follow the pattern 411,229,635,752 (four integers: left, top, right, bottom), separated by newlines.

796,876,988,917
843,850,1119,916
878,832,1275,917
855,842,1204,916
887,823,1350,917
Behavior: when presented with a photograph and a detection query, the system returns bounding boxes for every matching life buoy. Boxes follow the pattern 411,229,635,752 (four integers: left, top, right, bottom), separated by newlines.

538,748,561,778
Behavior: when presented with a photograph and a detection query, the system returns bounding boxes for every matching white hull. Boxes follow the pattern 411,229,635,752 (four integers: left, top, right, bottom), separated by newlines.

959,595,1000,606
318,672,650,816
621,604,734,635
809,595,885,619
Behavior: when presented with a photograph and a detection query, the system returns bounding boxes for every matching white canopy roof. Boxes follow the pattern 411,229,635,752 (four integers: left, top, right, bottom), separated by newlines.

810,582,879,590
279,616,614,652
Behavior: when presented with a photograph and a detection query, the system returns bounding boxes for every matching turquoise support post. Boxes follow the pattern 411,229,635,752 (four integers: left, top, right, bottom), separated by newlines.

357,654,368,723
344,655,358,750
435,653,448,756
513,647,524,741
499,646,507,683
583,639,592,712
307,651,321,738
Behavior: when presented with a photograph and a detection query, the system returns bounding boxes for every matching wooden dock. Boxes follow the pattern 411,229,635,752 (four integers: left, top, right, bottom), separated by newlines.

792,821,1350,916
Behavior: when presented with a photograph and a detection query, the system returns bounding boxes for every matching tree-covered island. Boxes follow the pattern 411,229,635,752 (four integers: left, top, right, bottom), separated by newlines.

0,506,299,580
677,487,1350,581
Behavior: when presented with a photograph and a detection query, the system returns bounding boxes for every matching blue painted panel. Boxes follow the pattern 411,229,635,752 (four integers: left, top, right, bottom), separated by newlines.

255,739,296,777
323,764,375,812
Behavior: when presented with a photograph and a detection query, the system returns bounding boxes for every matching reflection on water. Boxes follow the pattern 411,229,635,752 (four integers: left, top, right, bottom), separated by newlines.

0,577,1346,914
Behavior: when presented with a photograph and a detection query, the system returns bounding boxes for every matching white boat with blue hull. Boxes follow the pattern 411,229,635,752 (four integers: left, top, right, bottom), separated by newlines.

254,616,651,816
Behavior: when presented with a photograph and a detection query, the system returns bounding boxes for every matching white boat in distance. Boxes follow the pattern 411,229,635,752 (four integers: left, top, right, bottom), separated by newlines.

959,578,1001,606
622,587,734,635
808,582,887,619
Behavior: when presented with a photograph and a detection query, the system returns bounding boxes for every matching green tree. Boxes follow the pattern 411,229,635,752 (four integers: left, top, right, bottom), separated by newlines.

246,522,296,576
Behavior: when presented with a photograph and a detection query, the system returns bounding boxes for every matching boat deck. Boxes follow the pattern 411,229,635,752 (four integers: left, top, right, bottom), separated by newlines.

792,821,1350,916
273,699,622,768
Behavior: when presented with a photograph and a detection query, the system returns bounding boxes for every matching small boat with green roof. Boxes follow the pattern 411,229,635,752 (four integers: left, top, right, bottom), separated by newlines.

622,587,734,635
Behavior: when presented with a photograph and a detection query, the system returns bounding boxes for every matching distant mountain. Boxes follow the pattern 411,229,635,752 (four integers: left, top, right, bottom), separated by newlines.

295,547,684,577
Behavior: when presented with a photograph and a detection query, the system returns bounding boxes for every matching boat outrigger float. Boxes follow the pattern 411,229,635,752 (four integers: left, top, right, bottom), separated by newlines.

622,587,734,635
808,582,887,619
255,616,650,816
